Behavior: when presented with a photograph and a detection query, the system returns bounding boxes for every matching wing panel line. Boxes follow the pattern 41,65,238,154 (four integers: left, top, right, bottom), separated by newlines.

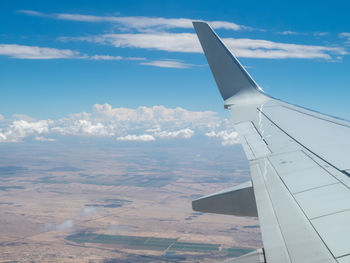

266,157,337,261
257,107,350,179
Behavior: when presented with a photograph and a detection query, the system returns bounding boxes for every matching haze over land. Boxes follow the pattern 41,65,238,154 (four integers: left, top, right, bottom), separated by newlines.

0,137,261,262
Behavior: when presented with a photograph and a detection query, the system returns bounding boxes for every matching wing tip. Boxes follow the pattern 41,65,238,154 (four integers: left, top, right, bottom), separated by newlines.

192,21,211,33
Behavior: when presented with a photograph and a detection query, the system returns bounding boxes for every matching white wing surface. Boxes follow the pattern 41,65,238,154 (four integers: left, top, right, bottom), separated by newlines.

192,21,350,263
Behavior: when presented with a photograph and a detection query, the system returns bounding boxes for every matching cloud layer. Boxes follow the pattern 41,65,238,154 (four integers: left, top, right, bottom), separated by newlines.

0,43,144,60
140,59,191,68
0,44,80,59
67,33,345,59
19,10,247,32
0,104,237,146
14,10,348,61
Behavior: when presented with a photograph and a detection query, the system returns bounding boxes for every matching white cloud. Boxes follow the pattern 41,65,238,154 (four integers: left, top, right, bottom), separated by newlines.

91,104,218,126
17,10,347,60
124,57,146,61
40,219,74,232
19,10,247,31
0,44,143,61
0,120,51,142
63,33,198,53
68,32,346,59
154,128,194,139
0,44,81,59
223,38,346,59
90,54,122,60
278,30,298,35
313,32,328,37
339,32,350,38
52,119,114,136
206,131,240,146
0,114,4,121
140,59,191,68
117,134,155,142
80,206,98,216
56,219,74,230
116,128,194,142
0,104,236,146
339,33,350,46
35,136,56,142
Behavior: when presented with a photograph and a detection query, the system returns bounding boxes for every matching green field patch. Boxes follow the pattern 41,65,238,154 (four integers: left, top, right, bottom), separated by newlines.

169,242,220,252
79,175,174,188
224,247,254,257
66,233,176,251
66,233,253,255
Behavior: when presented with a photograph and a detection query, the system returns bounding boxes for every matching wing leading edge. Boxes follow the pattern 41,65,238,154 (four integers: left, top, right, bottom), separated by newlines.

193,21,350,263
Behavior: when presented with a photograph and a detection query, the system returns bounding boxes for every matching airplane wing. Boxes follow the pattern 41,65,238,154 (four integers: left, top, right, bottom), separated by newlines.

192,21,350,263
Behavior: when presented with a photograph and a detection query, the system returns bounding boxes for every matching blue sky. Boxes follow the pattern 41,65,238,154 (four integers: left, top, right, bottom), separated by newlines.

1,0,350,144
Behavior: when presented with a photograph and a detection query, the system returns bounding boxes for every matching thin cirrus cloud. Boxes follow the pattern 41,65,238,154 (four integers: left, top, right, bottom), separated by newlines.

278,30,299,36
0,104,236,146
0,43,143,60
62,32,346,60
140,59,191,68
18,10,248,31
0,44,81,59
339,32,350,45
18,10,348,60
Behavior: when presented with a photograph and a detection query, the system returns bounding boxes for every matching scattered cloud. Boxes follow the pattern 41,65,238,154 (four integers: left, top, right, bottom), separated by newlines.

65,32,346,59
154,128,194,139
0,119,51,142
339,32,350,45
0,43,147,61
117,134,155,142
117,128,194,142
51,119,114,136
222,38,346,59
140,59,191,68
124,57,146,61
339,32,350,38
0,44,81,59
80,206,98,216
206,131,240,146
19,10,248,32
90,54,122,60
18,10,44,17
0,114,4,121
0,104,236,145
313,32,328,37
40,219,74,232
278,30,298,35
90,104,218,126
35,136,56,142
15,10,348,61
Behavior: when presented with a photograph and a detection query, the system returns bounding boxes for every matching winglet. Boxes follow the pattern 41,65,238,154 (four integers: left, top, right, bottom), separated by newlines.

193,21,263,104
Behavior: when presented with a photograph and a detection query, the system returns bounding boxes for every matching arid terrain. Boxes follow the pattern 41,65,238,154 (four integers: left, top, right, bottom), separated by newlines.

0,138,261,262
